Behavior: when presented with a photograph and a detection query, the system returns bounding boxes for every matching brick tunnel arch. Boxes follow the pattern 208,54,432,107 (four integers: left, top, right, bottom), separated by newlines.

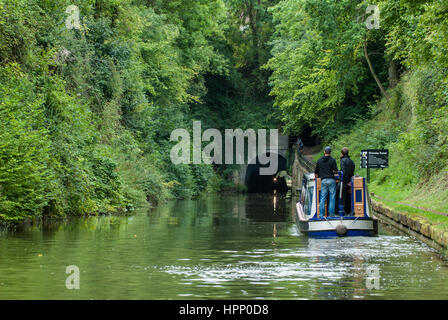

245,153,288,193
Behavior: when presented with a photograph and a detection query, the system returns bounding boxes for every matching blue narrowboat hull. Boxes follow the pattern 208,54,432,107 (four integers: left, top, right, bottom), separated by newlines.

300,228,377,238
296,216,378,238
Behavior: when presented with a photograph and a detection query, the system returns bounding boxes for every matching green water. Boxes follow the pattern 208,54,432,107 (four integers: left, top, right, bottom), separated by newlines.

1,194,447,300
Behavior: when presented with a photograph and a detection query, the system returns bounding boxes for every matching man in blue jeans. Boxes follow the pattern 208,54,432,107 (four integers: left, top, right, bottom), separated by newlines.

314,146,338,217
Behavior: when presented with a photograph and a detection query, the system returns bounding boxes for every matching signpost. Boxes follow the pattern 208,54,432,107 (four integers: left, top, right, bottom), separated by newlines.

360,149,389,182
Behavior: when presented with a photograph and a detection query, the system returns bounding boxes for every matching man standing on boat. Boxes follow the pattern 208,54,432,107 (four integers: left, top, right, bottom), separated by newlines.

339,147,355,214
314,146,338,217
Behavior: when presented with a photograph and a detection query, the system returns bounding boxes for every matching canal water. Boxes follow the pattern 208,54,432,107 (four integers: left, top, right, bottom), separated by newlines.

1,194,448,300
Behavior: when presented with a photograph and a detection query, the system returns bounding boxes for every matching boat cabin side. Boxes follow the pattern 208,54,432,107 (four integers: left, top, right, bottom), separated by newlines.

298,173,372,220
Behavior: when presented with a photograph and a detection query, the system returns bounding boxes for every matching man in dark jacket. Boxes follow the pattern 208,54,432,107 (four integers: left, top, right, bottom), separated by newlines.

314,146,338,217
339,147,355,214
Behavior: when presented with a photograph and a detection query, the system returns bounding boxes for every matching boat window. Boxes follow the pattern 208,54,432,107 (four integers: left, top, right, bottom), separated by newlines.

355,189,362,202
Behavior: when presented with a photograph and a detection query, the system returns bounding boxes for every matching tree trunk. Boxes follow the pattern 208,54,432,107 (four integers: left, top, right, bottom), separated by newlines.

388,58,399,89
363,40,389,100
248,1,259,69
94,1,101,19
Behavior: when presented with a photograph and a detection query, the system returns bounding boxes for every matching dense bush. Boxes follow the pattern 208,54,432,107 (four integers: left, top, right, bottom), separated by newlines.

0,0,236,222
0,0,283,223
0,64,52,221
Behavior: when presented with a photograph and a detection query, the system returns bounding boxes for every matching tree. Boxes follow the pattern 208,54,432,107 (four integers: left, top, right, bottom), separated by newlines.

266,0,387,135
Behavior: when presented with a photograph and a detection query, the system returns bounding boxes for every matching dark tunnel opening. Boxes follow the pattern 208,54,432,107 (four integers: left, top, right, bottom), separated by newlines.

245,153,288,193
299,125,319,146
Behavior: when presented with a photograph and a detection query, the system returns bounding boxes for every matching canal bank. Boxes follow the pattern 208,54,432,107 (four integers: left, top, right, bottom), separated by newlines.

371,197,448,260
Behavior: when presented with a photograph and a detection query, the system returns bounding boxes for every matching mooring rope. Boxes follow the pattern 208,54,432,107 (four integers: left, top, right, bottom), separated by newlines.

347,216,361,227
323,217,336,229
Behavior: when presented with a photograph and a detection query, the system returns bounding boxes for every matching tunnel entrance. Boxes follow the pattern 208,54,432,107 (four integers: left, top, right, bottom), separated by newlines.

300,125,319,146
289,125,319,147
245,153,288,193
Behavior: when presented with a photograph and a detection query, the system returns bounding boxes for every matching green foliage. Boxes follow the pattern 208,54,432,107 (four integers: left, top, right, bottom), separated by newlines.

265,0,383,135
379,0,448,69
0,64,52,221
0,0,239,223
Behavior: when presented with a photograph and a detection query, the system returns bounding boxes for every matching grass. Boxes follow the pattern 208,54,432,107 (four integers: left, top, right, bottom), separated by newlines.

369,169,448,215
372,196,448,231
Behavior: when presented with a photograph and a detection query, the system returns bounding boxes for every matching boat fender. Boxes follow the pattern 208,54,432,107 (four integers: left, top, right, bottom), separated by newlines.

335,224,347,237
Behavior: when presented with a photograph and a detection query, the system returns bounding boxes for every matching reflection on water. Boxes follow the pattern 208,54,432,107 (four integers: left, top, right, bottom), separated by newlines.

0,194,447,299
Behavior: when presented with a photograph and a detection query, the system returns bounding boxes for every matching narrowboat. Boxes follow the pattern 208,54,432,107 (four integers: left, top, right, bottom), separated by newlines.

296,172,378,237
